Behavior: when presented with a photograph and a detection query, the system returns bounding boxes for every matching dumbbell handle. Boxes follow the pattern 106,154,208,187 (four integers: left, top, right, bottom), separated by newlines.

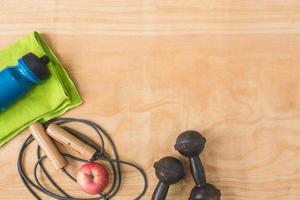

151,181,169,200
190,157,206,186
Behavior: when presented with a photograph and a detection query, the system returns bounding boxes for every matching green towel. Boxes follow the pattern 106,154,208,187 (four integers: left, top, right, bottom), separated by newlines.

0,32,82,146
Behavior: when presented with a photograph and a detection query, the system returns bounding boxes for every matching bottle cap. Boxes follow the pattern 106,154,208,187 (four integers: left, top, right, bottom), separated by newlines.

22,53,50,80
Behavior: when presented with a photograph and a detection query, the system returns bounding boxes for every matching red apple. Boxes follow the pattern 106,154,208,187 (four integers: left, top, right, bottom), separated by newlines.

77,162,109,194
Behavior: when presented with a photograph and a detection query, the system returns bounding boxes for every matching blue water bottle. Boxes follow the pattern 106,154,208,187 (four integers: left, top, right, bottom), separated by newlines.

0,52,50,111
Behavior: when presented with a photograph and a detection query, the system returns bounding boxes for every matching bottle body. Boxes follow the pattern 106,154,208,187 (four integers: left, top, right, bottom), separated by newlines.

0,67,33,110
0,54,49,111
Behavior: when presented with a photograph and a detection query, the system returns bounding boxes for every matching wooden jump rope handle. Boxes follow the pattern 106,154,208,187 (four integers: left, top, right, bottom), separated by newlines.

29,122,68,170
47,124,97,160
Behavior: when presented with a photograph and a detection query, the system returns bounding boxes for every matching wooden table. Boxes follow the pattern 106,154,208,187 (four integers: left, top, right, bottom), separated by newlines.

0,0,300,199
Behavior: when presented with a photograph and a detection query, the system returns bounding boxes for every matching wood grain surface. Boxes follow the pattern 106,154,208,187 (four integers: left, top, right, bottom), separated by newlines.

0,0,300,199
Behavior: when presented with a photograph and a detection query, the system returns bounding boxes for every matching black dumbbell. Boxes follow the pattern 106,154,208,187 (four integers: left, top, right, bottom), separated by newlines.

151,156,185,200
175,130,221,200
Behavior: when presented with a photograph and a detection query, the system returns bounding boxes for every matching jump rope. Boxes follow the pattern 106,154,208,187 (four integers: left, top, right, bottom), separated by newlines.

17,118,148,200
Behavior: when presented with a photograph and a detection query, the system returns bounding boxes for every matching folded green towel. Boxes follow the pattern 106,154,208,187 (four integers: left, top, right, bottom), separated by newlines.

0,32,82,146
